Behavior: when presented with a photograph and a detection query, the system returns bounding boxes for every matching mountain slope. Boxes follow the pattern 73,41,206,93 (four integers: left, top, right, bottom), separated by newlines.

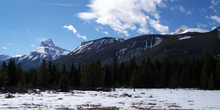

13,39,70,70
171,25,208,35
0,54,11,62
137,27,220,63
54,27,220,68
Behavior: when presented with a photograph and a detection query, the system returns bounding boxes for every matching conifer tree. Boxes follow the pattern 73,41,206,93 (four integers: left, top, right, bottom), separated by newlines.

208,73,215,90
0,62,9,87
58,73,70,92
81,61,105,89
104,64,112,87
7,58,18,86
39,59,49,87
200,53,215,89
215,59,220,89
17,63,25,87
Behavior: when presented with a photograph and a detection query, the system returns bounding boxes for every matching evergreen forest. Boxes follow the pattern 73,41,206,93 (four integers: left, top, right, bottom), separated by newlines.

0,53,220,92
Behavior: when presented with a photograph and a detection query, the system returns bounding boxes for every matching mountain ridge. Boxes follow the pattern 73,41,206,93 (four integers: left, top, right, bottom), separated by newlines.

54,26,220,69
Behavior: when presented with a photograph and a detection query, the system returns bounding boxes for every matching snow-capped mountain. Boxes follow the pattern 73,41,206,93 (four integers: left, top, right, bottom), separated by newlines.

0,54,11,62
54,27,220,69
172,25,208,35
72,37,126,55
14,39,70,70
54,36,164,67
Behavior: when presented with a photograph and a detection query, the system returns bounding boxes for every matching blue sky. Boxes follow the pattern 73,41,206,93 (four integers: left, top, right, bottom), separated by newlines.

0,0,220,57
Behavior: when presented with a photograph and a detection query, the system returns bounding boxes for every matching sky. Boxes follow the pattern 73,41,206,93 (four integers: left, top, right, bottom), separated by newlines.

0,0,220,57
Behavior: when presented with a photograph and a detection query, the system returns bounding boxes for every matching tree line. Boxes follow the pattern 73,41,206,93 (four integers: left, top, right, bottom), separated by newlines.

0,53,220,92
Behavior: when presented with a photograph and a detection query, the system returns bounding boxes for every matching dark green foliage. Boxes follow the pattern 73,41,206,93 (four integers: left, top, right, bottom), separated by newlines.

200,53,215,89
1,53,219,90
7,58,18,86
215,59,220,89
81,61,105,88
58,74,70,92
39,59,49,87
0,62,9,87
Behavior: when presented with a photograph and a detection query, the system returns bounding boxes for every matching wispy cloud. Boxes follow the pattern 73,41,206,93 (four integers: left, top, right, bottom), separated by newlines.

63,25,87,40
209,0,220,13
37,37,47,42
210,15,220,23
30,44,35,47
3,46,7,50
44,3,79,7
78,0,169,36
16,55,22,57
63,25,77,34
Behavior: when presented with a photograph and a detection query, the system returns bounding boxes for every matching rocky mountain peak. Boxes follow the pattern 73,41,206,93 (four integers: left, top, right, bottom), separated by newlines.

40,39,55,47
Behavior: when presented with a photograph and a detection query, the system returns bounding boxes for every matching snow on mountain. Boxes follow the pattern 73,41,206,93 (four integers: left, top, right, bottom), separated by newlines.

15,39,70,70
171,25,208,35
72,37,126,54
116,37,163,62
0,54,11,62
178,36,192,40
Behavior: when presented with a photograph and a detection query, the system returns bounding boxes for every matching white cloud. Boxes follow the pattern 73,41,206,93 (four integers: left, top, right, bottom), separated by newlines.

76,34,87,40
210,0,220,13
149,20,169,33
212,26,217,30
63,25,87,40
45,3,78,7
210,15,220,23
78,0,169,36
30,44,35,47
178,5,192,15
197,23,207,28
63,25,77,34
16,55,22,57
104,31,109,35
3,46,7,50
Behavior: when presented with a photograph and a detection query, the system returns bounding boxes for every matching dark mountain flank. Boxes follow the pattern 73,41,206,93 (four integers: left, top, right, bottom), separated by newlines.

54,27,220,68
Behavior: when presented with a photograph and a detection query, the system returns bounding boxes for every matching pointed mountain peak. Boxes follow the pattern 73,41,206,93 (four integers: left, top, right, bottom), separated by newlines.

40,38,55,47
174,25,189,34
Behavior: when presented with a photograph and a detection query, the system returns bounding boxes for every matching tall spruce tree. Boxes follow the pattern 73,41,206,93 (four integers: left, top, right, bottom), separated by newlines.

81,61,105,89
215,59,220,89
7,58,18,86
200,53,215,89
0,62,9,87
39,59,49,87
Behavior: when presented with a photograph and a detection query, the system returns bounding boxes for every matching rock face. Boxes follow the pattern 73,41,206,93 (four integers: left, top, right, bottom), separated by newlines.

54,27,220,69
13,39,70,70
0,54,11,62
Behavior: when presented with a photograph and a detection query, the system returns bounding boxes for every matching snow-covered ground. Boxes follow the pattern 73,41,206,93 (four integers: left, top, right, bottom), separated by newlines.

0,88,219,110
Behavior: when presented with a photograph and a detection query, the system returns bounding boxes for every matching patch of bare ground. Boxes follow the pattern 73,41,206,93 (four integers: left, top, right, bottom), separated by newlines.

77,107,119,110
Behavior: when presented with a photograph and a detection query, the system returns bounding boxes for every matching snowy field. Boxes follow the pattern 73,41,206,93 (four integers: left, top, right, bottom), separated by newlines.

0,88,220,110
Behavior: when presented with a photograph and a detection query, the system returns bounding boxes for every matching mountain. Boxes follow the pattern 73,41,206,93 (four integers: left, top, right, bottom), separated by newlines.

171,25,208,35
11,39,70,70
0,54,11,62
54,27,220,69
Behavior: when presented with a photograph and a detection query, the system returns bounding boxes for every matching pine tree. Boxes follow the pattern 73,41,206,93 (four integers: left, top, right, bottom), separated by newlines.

17,63,25,87
81,61,105,89
0,62,9,87
215,59,220,89
7,58,18,86
208,73,215,90
39,59,49,87
200,53,215,89
111,59,118,87
104,65,112,87
30,69,39,87
58,74,70,92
